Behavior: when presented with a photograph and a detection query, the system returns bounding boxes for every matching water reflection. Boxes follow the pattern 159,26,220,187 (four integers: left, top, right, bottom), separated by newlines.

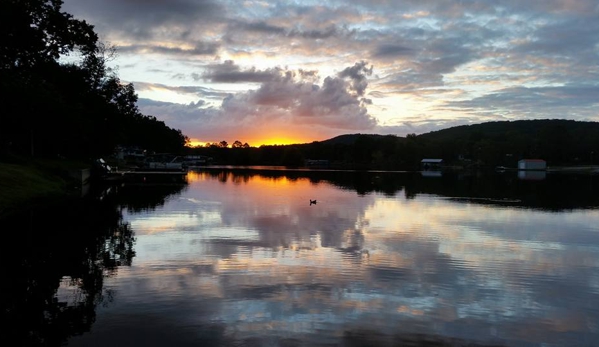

518,170,547,181
0,181,187,347
4,169,599,346
198,168,599,210
67,169,599,346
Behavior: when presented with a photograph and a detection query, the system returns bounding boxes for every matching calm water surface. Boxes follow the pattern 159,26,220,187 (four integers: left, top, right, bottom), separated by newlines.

3,169,599,346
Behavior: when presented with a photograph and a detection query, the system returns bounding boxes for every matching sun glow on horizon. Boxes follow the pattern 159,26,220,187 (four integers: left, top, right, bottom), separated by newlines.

186,136,316,148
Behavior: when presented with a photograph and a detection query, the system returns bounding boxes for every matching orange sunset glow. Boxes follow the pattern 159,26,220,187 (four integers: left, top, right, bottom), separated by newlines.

187,135,315,148
186,170,304,188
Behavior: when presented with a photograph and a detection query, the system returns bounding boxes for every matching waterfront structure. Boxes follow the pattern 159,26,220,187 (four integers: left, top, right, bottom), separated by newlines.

421,158,443,170
518,159,547,170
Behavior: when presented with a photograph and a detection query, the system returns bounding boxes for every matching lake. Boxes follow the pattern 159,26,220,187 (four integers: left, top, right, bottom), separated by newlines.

3,168,599,347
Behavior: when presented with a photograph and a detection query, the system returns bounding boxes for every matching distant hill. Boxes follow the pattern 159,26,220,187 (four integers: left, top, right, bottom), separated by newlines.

417,119,599,142
317,133,403,145
316,119,599,145
307,119,599,168
190,119,599,169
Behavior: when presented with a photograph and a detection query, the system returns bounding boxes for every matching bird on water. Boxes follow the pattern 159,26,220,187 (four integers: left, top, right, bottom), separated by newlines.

310,199,317,205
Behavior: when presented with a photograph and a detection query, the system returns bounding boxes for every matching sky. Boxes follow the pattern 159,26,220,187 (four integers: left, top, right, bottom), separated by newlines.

62,0,599,147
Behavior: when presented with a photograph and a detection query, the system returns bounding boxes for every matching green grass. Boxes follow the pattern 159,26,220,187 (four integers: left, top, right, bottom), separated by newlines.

0,158,88,217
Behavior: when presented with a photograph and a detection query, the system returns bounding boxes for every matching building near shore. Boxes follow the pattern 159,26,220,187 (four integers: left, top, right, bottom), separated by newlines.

421,159,443,170
518,159,546,170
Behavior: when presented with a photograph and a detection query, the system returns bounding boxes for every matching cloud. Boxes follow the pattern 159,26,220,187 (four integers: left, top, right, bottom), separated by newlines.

338,61,373,97
135,62,378,142
445,85,599,119
133,82,230,100
287,24,355,40
372,44,415,59
217,61,377,130
62,0,599,141
63,0,224,33
117,43,219,56
201,60,285,83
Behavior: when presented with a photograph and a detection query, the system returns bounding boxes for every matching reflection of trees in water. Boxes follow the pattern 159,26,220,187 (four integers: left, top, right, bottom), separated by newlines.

92,181,188,213
202,168,406,196
0,200,132,346
200,168,599,211
0,180,185,346
406,171,599,211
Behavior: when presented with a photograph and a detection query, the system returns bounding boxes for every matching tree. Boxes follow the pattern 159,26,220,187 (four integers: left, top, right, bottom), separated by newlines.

0,0,189,159
1,0,99,156
0,0,98,70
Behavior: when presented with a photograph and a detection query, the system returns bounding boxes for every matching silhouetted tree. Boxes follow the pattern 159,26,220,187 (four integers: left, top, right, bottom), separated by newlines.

0,0,187,160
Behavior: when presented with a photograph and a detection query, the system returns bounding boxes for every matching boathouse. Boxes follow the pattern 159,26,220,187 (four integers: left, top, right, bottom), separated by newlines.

517,159,546,171
421,158,443,170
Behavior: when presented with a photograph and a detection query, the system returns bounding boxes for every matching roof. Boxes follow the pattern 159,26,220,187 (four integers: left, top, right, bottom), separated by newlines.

421,159,443,163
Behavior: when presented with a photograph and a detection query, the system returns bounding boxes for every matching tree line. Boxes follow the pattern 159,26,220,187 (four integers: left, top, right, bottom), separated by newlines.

0,0,187,162
186,119,599,170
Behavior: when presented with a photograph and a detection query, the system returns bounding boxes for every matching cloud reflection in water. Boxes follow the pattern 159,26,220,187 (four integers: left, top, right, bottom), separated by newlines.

81,170,599,346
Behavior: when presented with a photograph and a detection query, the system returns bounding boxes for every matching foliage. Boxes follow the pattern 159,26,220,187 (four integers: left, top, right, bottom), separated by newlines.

187,120,599,169
418,119,599,167
0,0,187,161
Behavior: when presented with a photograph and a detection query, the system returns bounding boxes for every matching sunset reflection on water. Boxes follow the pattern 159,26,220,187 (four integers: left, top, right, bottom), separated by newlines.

66,169,599,346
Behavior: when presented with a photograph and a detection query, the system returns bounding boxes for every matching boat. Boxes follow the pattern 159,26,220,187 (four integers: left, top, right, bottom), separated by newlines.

180,155,213,168
140,154,186,172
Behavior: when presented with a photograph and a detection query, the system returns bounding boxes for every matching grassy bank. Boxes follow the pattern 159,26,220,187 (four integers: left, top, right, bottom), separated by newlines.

0,158,89,218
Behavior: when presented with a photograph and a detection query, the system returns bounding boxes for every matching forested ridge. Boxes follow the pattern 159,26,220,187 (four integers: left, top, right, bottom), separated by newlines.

189,119,599,170
0,0,188,161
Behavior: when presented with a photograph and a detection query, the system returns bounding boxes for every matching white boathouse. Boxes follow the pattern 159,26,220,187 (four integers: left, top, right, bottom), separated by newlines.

517,159,546,171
